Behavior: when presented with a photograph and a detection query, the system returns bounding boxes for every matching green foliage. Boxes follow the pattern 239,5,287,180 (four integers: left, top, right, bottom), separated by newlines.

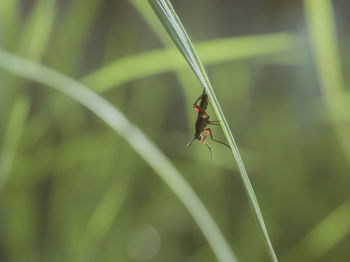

0,47,237,262
0,0,350,262
82,33,299,92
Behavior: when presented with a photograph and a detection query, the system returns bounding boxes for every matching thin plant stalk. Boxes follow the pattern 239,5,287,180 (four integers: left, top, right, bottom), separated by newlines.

0,0,54,191
82,33,299,92
0,95,30,190
283,199,350,262
303,0,350,163
0,49,238,262
148,0,278,261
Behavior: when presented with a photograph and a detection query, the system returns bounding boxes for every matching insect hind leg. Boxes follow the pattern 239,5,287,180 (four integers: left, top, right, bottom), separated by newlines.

204,128,231,149
203,139,214,160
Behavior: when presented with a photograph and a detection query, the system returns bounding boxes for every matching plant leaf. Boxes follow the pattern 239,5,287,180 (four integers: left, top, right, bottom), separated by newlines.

0,48,237,262
147,0,278,261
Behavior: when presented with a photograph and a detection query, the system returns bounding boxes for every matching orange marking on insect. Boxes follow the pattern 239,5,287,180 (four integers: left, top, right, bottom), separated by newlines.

187,90,231,160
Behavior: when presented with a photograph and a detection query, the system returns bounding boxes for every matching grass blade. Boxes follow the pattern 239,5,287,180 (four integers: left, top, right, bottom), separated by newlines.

75,177,129,262
303,0,350,163
283,199,350,262
0,49,237,262
0,95,30,190
82,33,299,92
0,0,19,48
47,0,102,74
17,0,56,61
148,0,278,261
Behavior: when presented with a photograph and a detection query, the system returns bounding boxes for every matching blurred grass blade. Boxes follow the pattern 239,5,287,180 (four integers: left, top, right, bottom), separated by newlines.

283,199,350,262
47,0,102,74
17,0,56,61
0,0,19,48
129,0,171,45
0,49,238,262
82,33,299,92
304,0,350,162
0,95,30,190
76,178,129,262
147,0,278,261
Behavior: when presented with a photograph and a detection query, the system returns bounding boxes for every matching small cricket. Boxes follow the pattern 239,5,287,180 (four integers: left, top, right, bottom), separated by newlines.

186,90,231,160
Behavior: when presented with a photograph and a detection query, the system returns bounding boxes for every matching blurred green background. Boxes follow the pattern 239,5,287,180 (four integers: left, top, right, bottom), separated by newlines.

0,0,350,261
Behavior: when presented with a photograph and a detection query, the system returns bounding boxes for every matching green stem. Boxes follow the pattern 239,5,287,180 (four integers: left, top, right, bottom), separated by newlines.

283,199,350,262
0,48,237,262
148,0,278,261
0,95,30,190
303,0,350,164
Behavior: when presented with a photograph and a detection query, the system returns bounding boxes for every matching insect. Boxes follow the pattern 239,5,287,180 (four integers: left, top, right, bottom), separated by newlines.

186,90,231,160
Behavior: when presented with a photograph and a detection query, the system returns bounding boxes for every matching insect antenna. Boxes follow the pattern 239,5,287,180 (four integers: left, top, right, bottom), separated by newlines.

186,137,196,147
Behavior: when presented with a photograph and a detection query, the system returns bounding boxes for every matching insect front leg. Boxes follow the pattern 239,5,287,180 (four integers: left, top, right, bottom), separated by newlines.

193,100,206,114
193,93,203,107
193,90,208,114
